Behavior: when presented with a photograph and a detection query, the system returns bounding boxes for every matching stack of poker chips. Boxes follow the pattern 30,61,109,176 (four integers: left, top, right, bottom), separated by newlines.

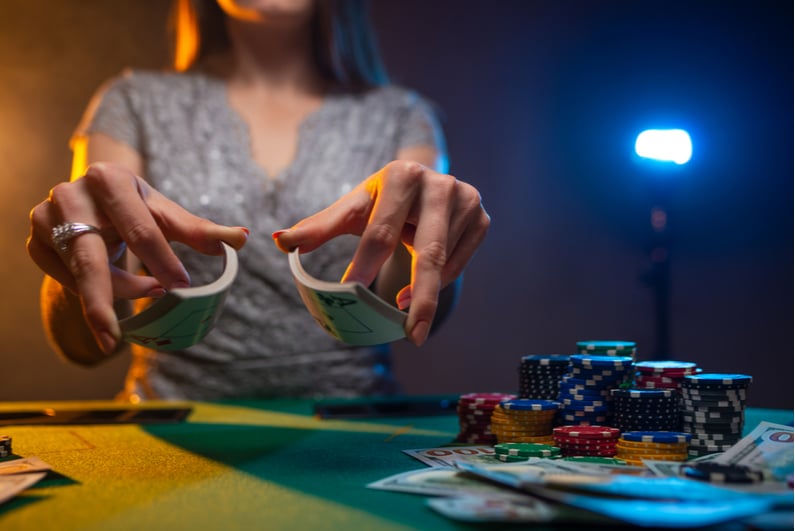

557,354,634,426
493,442,561,462
455,393,516,445
634,360,699,390
576,340,637,360
680,373,752,457
609,388,682,432
518,355,571,400
615,431,691,465
552,425,621,457
490,399,560,444
0,435,10,458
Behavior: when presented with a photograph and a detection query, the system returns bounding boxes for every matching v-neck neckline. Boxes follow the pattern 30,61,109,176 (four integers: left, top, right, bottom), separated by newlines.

210,76,336,183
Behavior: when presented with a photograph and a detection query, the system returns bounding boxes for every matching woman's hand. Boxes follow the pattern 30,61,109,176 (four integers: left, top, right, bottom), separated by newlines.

272,160,490,346
27,162,249,353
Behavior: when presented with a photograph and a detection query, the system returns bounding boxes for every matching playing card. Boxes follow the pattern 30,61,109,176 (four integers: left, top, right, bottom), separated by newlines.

119,242,238,350
288,249,407,345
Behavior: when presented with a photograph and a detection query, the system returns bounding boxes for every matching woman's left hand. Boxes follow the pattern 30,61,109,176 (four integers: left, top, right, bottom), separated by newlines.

272,160,490,346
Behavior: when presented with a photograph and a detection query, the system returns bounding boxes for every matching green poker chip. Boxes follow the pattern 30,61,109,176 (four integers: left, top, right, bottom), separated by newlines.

494,443,561,458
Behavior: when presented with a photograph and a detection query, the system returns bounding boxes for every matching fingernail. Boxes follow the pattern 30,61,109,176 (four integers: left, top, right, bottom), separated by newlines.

238,227,250,238
146,288,167,298
271,229,289,240
98,331,117,354
409,320,430,346
397,288,412,310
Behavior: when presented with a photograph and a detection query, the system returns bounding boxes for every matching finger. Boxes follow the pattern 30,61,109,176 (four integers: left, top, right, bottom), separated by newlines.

272,184,373,253
147,187,250,254
83,163,191,290
438,181,491,286
343,161,424,286
59,226,121,353
403,172,458,346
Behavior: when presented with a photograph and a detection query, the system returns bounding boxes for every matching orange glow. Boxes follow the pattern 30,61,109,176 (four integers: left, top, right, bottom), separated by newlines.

70,136,88,181
173,0,199,72
216,0,264,22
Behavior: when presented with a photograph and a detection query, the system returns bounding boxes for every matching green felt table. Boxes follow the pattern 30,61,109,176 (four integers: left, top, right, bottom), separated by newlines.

0,399,791,531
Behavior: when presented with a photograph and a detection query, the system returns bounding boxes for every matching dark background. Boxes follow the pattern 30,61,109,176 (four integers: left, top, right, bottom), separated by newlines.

0,0,791,408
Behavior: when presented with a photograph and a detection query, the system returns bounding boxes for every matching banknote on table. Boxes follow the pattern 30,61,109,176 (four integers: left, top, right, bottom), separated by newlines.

402,446,498,467
0,457,53,506
714,421,793,480
0,472,47,505
0,456,52,476
403,446,646,476
367,466,516,497
426,494,560,523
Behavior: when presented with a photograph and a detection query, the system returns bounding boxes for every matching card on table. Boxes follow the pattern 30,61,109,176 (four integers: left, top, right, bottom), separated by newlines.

288,248,407,345
118,242,238,350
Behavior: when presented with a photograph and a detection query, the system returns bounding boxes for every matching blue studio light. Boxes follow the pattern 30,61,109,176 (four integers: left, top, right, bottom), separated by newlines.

635,129,693,165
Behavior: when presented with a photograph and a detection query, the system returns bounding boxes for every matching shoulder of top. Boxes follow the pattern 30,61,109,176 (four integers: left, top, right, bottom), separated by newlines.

115,68,203,89
354,84,429,109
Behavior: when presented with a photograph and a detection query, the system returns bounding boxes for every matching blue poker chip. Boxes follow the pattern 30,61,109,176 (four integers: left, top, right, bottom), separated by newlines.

610,388,676,399
621,431,692,443
499,399,561,411
570,354,634,368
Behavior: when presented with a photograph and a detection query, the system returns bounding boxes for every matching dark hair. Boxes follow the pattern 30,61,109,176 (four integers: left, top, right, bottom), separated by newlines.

169,0,388,90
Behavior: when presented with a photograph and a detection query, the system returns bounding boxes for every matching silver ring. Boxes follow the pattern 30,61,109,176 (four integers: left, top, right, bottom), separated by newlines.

51,222,101,253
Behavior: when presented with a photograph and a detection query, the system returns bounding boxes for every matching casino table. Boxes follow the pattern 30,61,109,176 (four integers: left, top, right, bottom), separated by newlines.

0,398,791,530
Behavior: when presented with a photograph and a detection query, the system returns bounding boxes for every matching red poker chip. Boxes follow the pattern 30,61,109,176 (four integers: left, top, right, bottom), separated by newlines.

554,440,618,448
459,393,516,405
562,450,618,457
553,426,620,439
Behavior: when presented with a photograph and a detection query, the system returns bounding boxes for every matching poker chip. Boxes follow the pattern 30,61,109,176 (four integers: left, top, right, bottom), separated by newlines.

0,435,11,458
553,426,620,438
496,454,531,462
553,424,620,457
500,399,561,411
682,462,764,484
555,351,633,428
683,374,752,386
490,401,559,444
634,360,698,374
570,354,634,369
518,355,571,400
494,442,561,458
576,340,637,358
454,392,516,444
609,387,682,433
621,431,691,444
615,431,690,462
562,456,628,465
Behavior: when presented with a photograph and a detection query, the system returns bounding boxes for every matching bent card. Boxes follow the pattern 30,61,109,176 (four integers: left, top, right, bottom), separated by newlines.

288,249,407,346
119,242,238,350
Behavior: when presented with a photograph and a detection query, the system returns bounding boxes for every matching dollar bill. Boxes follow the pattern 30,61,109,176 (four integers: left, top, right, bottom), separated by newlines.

714,421,793,479
402,446,498,467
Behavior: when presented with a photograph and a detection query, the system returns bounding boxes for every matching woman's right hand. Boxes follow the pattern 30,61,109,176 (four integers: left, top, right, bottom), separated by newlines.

27,162,249,354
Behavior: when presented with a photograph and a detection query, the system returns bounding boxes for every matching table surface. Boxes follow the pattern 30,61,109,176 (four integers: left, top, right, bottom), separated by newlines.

0,399,791,531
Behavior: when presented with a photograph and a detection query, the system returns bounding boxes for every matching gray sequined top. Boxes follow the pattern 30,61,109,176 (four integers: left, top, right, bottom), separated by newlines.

76,69,445,400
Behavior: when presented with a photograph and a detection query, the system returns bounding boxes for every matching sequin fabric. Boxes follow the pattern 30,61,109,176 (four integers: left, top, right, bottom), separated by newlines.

76,69,444,400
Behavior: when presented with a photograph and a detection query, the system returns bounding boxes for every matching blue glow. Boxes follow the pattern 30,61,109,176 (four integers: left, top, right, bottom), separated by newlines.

635,129,692,164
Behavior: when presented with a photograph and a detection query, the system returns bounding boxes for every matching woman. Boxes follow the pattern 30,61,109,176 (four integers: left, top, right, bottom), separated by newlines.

27,0,489,400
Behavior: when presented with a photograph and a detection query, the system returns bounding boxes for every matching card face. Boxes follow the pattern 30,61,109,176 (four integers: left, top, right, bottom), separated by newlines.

288,249,407,345
119,242,238,350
